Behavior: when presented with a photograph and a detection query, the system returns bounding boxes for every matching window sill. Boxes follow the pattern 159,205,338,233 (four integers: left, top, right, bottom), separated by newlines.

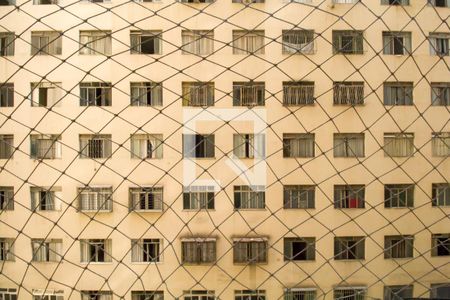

284,207,315,210
132,210,163,213
182,209,215,212
182,262,216,265
284,259,316,262
80,262,114,265
80,210,113,213
130,261,163,264
334,259,365,261
234,208,266,211
31,261,61,264
283,103,315,107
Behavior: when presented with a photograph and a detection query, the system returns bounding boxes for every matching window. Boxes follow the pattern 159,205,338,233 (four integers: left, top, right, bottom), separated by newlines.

233,82,265,106
283,185,315,209
77,186,113,212
131,291,164,300
80,239,112,263
283,81,315,105
32,290,64,300
0,134,14,159
30,186,61,211
129,187,163,211
333,82,364,105
384,133,414,157
383,285,413,300
79,31,112,55
79,134,112,159
131,238,162,262
432,132,449,157
182,134,215,158
130,30,162,54
233,134,265,159
31,239,62,262
428,0,450,7
233,237,267,263
333,133,364,157
130,134,163,159
332,30,364,54
284,237,315,261
334,185,365,208
284,288,316,300
31,31,62,56
383,82,413,105
0,289,17,300
234,185,265,209
430,284,450,299
0,32,14,56
33,0,58,4
382,32,412,55
0,83,14,107
282,30,314,54
182,82,214,106
0,187,14,211
31,82,63,107
381,0,409,5
283,133,315,158
384,235,414,258
429,33,449,56
334,287,366,300
384,184,414,208
432,183,450,206
181,238,216,264
81,291,112,300
181,30,214,55
130,82,162,106
431,82,450,106
432,233,450,256
80,82,112,106
234,290,266,300
0,238,14,261
30,134,62,159
334,236,365,260
183,186,214,210
232,30,265,54
182,290,215,300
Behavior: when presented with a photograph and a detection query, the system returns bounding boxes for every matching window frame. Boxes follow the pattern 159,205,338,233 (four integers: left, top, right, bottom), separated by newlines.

79,30,112,55
232,81,265,106
333,81,364,105
182,134,215,158
431,82,450,106
384,184,414,208
130,82,163,106
30,134,62,159
181,30,214,56
333,185,365,209
283,237,316,261
31,31,62,56
383,133,414,157
233,185,265,210
282,29,314,54
130,30,162,55
232,30,265,55
233,237,268,264
31,239,62,262
131,238,162,263
181,238,216,264
0,134,14,159
432,183,450,206
183,186,215,210
77,186,113,212
0,32,15,56
333,133,365,158
283,185,315,209
181,82,215,107
130,134,163,159
0,83,14,107
382,31,412,55
129,186,164,212
334,236,365,260
80,239,112,263
332,30,364,54
384,235,414,259
79,134,112,159
283,133,315,158
431,233,450,257
383,82,414,106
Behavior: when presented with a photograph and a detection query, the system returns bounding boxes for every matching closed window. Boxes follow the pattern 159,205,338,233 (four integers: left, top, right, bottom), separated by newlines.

79,31,111,55
80,82,111,106
430,284,450,299
130,30,162,54
0,134,14,159
182,82,214,106
384,235,414,258
234,290,266,300
80,239,112,263
233,134,265,159
283,81,314,105
32,290,64,300
0,238,14,261
131,238,162,262
77,186,113,212
432,183,450,206
429,33,449,56
381,0,409,5
181,30,214,55
81,291,112,300
181,238,216,264
31,82,63,107
0,289,17,300
334,288,366,300
432,132,449,157
131,291,164,300
283,185,315,209
129,187,163,211
234,185,265,209
182,134,215,158
431,233,450,256
30,134,62,159
383,285,413,300
232,30,265,54
284,237,315,261
284,288,316,300
428,0,450,7
282,30,314,54
384,133,414,157
334,236,365,260
79,134,112,159
233,238,267,263
31,31,62,55
431,82,450,106
0,83,14,107
130,134,163,159
130,82,162,106
33,0,58,4
334,185,365,208
0,187,14,211
30,186,62,211
283,133,315,158
233,82,265,106
383,82,413,105
334,133,364,157
332,30,364,54
31,239,62,262
333,82,364,105
182,290,215,300
384,184,414,208
183,186,214,210
382,32,412,55
0,32,15,56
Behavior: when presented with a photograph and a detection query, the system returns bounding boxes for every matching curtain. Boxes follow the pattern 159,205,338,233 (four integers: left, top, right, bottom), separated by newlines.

283,83,314,105
384,134,414,157
181,31,213,55
233,31,264,54
432,132,449,156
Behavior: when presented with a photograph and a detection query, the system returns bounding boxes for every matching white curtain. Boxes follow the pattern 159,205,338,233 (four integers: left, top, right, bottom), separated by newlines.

432,132,449,156
233,31,264,54
283,83,314,105
384,134,414,157
181,30,214,55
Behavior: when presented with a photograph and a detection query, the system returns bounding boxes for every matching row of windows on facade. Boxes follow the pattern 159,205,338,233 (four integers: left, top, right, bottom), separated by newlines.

0,284,449,300
0,30,449,58
0,81,449,108
0,132,448,162
0,182,449,214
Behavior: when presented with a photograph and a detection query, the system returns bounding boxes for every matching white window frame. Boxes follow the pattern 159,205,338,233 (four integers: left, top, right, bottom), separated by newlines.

80,291,113,300
80,239,112,263
79,31,112,55
333,185,365,209
30,82,63,107
30,134,62,159
0,32,15,56
232,81,265,106
0,238,14,261
131,238,162,263
31,239,62,262
130,134,163,159
129,186,163,211
283,81,315,105
0,134,14,159
130,82,162,106
382,31,412,55
334,287,367,300
432,183,450,207
233,185,265,209
0,288,17,300
181,30,214,55
232,30,265,55
130,30,162,55
183,186,215,210
78,186,113,212
283,185,315,209
182,290,215,300
79,82,112,106
30,186,62,211
332,30,364,54
233,133,265,159
333,133,365,157
431,82,450,106
131,291,164,300
0,186,14,210
383,133,414,157
334,236,365,260
79,134,112,159
282,30,314,54
429,33,450,56
284,288,317,300
283,133,315,158
234,290,266,300
432,132,449,157
31,31,62,56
